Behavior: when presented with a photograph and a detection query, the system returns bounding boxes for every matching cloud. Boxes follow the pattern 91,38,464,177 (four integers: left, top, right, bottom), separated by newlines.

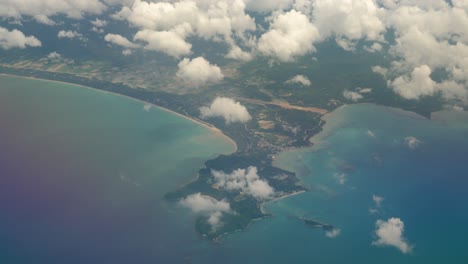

375,2,468,104
0,27,41,49
373,194,384,207
334,173,347,185
389,65,436,100
312,0,385,43
179,193,231,230
200,97,251,124
114,0,256,58
91,18,107,28
104,33,138,48
325,228,341,238
404,136,422,150
176,57,224,86
47,52,62,60
225,45,253,61
0,0,107,23
286,75,311,86
57,30,83,39
343,90,364,102
143,104,151,112
211,166,275,199
244,0,293,12
133,29,192,58
257,10,320,62
373,218,412,254
358,87,373,94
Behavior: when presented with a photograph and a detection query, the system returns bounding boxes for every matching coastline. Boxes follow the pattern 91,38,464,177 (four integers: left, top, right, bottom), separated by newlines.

0,73,238,152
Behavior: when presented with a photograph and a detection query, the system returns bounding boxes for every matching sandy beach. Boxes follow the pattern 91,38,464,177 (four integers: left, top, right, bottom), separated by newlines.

0,73,238,152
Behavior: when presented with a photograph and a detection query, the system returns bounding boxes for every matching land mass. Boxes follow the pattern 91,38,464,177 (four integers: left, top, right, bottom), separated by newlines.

0,50,448,240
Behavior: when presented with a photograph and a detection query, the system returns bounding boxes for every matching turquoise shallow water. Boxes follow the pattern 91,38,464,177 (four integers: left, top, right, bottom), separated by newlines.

199,104,468,264
1,75,468,263
0,75,235,263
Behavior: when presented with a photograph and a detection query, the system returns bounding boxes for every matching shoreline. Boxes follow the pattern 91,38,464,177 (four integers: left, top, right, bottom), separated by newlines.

0,73,238,152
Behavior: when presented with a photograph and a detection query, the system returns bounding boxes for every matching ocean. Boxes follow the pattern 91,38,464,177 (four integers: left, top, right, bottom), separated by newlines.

1,75,467,263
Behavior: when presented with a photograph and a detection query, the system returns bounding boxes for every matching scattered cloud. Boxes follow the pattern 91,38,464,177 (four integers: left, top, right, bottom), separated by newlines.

357,87,373,94
343,90,364,102
176,57,224,87
0,27,41,49
367,130,376,138
389,65,436,100
57,30,83,39
373,218,412,254
334,173,347,185
200,97,251,124
179,193,231,231
373,194,384,207
325,228,341,238
113,0,256,59
47,52,62,60
211,166,275,199
91,18,107,28
286,75,311,86
0,0,107,24
257,10,320,62
404,136,422,150
312,0,385,43
143,104,151,112
104,33,138,48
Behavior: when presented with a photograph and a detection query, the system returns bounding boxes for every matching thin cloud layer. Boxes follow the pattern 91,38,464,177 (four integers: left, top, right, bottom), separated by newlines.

200,97,251,124
373,217,412,254
211,166,275,199
0,27,41,49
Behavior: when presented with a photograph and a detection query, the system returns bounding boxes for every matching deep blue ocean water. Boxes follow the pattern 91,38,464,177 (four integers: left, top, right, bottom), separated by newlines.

1,76,467,263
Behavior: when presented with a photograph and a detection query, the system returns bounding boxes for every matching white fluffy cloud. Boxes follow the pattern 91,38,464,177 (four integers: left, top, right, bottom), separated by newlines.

0,27,41,49
114,0,256,58
378,2,468,104
211,166,275,199
389,65,436,100
286,75,311,86
179,193,231,230
373,218,412,254
134,29,192,58
404,136,422,150
47,51,62,60
244,0,293,12
91,18,107,28
104,33,138,48
200,97,251,124
57,30,83,39
0,0,107,24
312,0,385,43
176,57,224,86
343,90,364,102
257,10,320,62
